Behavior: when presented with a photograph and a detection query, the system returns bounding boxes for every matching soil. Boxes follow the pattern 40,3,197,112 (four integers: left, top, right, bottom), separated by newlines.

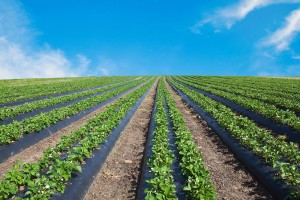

84,80,157,200
166,80,272,200
0,82,149,181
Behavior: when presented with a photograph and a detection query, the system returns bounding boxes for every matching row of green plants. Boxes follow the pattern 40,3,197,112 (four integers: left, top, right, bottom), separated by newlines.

145,79,216,199
182,76,300,112
184,76,300,102
145,79,177,199
0,78,149,145
173,77,300,164
241,77,300,92
163,80,216,199
204,76,300,94
0,78,155,200
0,76,134,104
168,77,300,196
190,76,300,97
174,77,300,132
0,78,143,120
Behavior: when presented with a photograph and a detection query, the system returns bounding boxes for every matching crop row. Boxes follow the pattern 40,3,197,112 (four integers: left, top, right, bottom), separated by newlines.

0,78,155,200
183,76,300,112
0,76,134,104
0,78,149,145
193,76,300,96
163,79,216,199
145,78,177,199
184,76,300,101
0,78,143,121
168,77,300,194
218,76,300,89
174,77,300,132
144,78,216,199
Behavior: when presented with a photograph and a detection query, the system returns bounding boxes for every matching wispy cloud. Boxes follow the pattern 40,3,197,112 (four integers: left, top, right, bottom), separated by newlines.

249,48,300,76
192,0,300,32
0,0,90,79
260,8,300,52
0,37,76,79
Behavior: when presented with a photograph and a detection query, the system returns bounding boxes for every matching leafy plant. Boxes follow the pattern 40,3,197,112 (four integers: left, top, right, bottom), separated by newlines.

0,78,155,199
168,76,300,195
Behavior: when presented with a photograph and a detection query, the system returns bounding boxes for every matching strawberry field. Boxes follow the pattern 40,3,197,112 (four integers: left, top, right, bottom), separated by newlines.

0,76,299,200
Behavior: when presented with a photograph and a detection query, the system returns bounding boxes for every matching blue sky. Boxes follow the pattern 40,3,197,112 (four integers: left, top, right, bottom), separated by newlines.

0,0,300,78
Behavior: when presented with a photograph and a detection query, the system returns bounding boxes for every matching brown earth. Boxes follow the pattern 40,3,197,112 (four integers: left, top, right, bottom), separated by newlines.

166,80,272,200
84,80,158,200
0,82,149,181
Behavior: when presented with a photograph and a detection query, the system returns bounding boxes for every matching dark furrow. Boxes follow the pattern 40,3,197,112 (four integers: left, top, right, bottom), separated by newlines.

168,79,293,200
174,78,300,144
0,80,149,164
164,97,186,200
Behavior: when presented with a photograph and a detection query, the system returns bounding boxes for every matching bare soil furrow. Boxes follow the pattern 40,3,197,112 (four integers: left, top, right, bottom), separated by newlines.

0,83,149,181
166,80,272,200
84,80,157,200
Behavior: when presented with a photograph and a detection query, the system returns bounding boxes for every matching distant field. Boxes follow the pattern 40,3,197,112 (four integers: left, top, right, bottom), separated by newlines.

270,76,300,79
0,76,299,199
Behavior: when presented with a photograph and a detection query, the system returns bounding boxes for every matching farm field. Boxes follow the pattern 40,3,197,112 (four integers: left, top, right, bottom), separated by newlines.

0,76,299,200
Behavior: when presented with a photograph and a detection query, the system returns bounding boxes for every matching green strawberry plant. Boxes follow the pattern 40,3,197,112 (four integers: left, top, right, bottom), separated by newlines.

174,76,300,132
0,77,150,145
0,78,155,199
145,78,177,200
168,77,300,197
0,76,135,104
163,79,216,199
0,78,142,121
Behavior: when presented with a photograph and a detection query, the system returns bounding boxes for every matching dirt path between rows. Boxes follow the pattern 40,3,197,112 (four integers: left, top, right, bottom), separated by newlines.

166,80,272,200
0,83,149,181
84,80,158,200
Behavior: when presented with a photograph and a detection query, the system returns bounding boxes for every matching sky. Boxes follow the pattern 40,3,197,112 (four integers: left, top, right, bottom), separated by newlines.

0,0,300,78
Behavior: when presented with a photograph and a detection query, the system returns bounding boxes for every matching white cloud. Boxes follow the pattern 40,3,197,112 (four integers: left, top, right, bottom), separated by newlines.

260,8,300,52
192,0,300,32
249,49,300,76
0,0,90,79
192,0,300,62
0,37,79,79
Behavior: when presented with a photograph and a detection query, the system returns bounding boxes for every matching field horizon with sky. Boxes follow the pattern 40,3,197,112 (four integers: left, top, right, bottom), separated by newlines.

1,0,300,79
0,1,300,198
